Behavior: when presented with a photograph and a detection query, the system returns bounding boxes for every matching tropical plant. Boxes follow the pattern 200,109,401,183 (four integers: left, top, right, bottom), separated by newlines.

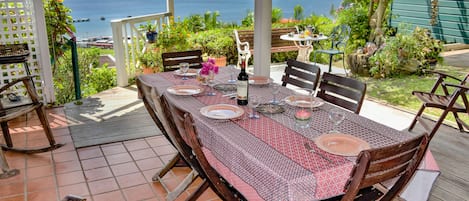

241,10,254,27
188,29,235,58
336,3,371,53
156,17,190,51
272,8,283,23
138,47,162,72
293,5,304,20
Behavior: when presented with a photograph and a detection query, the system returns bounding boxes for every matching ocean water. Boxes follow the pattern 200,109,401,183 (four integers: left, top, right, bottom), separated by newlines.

64,0,342,39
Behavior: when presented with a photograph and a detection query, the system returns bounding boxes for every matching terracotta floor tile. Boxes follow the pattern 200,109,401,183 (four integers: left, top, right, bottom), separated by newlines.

110,162,139,176
196,187,221,201
0,169,25,186
26,154,53,168
135,157,164,171
142,168,159,183
4,156,26,170
101,143,127,156
53,150,79,163
105,152,133,165
84,166,114,182
115,172,147,188
58,182,90,198
130,148,157,161
124,139,150,151
0,182,24,197
52,142,76,153
53,134,73,143
54,159,82,174
149,182,168,200
77,146,103,160
88,177,119,195
27,176,55,192
0,194,25,201
170,167,192,178
26,165,53,180
56,171,86,186
145,136,170,147
160,153,178,165
122,184,156,201
153,144,177,156
51,127,71,137
81,156,108,170
92,190,126,201
27,189,58,201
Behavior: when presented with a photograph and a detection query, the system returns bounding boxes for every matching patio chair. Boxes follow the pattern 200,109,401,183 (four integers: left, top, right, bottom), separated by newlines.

333,133,429,201
313,24,351,76
408,71,469,140
281,59,321,91
136,76,199,201
163,96,245,201
162,50,203,72
316,72,366,114
0,76,64,153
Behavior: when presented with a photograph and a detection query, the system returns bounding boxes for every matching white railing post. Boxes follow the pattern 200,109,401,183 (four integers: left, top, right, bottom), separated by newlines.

111,20,129,87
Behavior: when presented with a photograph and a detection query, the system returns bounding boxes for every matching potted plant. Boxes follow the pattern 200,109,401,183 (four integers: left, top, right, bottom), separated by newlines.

140,22,158,43
138,48,161,74
190,29,234,67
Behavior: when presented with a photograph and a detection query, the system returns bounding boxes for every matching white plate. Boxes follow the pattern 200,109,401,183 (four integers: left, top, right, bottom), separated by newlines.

249,76,273,85
167,85,204,96
284,95,324,108
200,104,244,120
173,69,198,76
314,133,370,156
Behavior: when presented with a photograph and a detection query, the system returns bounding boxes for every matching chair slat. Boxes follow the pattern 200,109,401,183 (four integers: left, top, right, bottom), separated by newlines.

162,50,203,72
281,59,321,91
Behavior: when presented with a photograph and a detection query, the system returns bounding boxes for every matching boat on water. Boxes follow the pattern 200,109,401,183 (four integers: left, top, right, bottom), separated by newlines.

73,18,90,23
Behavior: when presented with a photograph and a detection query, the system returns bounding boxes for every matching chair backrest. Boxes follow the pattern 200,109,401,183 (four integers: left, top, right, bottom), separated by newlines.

316,72,366,114
281,59,321,91
329,24,351,50
342,133,429,201
162,50,203,72
163,96,241,200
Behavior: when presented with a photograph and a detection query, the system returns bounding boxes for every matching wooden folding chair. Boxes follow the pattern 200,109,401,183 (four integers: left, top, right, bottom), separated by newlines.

325,133,429,201
136,76,198,201
0,76,64,153
281,59,321,91
408,71,469,140
163,96,245,201
162,50,203,72
316,72,366,114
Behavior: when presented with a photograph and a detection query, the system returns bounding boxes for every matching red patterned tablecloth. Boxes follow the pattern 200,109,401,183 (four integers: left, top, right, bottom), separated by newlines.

140,68,437,200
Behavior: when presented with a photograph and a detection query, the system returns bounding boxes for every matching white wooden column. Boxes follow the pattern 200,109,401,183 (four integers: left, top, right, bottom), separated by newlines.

253,0,271,77
167,0,174,15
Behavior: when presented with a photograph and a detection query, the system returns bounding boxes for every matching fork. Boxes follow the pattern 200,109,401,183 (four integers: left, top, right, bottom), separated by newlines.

304,142,334,163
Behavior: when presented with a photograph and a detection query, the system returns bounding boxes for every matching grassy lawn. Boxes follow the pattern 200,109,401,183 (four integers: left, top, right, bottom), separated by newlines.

355,64,469,124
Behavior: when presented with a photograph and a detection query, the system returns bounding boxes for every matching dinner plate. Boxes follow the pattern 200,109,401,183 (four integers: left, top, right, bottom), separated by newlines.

314,133,370,156
200,104,244,120
249,76,273,85
173,69,198,77
284,95,324,108
166,85,204,96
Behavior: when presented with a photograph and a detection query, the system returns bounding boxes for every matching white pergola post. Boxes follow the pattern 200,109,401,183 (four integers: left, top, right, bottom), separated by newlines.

167,0,174,14
253,0,272,77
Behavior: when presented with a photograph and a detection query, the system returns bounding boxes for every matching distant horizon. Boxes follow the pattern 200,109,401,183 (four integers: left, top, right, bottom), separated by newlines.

65,0,342,39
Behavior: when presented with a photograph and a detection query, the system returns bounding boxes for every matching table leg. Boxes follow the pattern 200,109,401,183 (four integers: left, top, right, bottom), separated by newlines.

0,148,20,179
296,46,313,62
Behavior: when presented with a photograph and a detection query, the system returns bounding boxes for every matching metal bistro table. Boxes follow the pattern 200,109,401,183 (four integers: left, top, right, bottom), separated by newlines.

280,34,328,63
142,67,439,200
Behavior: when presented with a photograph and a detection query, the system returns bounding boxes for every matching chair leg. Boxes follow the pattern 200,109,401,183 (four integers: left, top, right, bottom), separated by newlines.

451,111,465,132
428,109,452,140
408,105,426,131
342,54,348,76
1,122,13,148
35,106,56,146
0,147,20,179
328,54,333,73
187,178,210,201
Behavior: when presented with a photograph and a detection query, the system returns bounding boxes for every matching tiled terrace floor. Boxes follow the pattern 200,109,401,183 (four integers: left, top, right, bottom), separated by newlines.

0,107,220,201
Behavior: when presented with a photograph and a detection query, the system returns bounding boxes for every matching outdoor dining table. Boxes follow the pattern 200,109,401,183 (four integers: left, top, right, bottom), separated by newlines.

280,34,328,63
140,67,440,201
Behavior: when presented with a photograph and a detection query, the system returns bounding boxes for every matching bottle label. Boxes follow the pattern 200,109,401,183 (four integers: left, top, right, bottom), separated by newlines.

237,81,248,100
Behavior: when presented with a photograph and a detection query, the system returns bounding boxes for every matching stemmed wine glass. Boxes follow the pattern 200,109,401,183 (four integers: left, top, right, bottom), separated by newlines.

248,95,260,119
179,62,189,80
206,79,217,96
328,108,345,133
227,65,237,83
270,83,281,104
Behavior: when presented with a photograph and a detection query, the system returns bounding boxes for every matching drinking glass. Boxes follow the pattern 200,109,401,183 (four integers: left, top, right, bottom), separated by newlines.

270,83,281,104
294,95,313,128
179,62,189,80
248,95,260,119
227,65,237,83
206,78,217,96
328,108,345,133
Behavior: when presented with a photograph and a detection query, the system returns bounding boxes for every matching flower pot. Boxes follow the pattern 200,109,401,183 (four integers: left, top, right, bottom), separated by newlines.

146,31,158,43
142,67,155,74
210,56,227,67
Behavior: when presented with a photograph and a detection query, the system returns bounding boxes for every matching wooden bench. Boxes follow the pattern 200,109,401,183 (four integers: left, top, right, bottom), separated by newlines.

234,27,298,54
234,27,298,65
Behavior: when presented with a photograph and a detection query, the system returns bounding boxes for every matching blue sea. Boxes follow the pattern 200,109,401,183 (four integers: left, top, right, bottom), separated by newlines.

64,0,342,39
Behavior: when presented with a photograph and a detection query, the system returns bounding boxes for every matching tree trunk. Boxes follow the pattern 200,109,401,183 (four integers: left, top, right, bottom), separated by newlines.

368,0,390,45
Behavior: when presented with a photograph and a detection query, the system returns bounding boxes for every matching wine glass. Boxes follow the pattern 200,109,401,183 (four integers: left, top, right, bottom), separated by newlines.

206,78,217,96
328,108,345,133
227,65,237,83
270,83,281,104
179,62,189,80
248,95,260,119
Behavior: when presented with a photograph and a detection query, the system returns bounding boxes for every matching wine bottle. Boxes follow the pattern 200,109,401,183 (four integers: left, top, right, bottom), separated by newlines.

237,55,249,105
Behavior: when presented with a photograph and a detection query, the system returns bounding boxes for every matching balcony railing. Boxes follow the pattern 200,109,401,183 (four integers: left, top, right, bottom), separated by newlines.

111,12,172,86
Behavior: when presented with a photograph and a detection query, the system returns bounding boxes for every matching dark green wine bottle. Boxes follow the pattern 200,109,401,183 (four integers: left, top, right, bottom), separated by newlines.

237,56,249,105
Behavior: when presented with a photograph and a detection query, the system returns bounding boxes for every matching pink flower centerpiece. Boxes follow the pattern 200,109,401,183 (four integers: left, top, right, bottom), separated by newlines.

198,58,219,84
